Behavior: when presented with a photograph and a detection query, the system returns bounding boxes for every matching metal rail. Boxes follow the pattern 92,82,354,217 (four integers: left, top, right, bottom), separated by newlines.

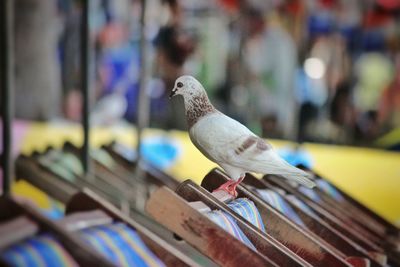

0,0,14,195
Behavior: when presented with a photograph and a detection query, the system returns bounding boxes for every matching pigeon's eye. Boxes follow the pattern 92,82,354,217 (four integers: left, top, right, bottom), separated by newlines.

177,82,183,88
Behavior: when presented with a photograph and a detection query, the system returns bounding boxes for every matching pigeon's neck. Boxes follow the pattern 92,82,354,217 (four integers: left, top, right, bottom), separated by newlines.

184,92,216,129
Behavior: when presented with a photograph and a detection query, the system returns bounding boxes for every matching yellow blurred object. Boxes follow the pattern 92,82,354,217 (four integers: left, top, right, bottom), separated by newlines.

12,179,53,210
375,127,400,148
17,122,400,226
304,143,400,225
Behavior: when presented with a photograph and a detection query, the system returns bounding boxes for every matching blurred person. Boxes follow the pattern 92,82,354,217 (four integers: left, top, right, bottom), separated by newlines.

92,0,169,125
295,72,327,142
154,26,194,93
355,111,381,145
14,0,62,120
299,81,357,144
353,52,394,115
336,0,362,55
351,44,395,144
328,81,357,144
352,50,396,144
152,0,196,130
153,26,196,129
297,33,351,143
61,0,114,121
92,18,134,124
60,0,81,121
325,34,351,94
278,0,307,49
87,0,196,127
307,34,351,98
242,7,298,139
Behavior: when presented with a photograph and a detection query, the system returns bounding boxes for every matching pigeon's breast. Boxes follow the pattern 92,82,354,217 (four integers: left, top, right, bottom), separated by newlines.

189,113,253,163
190,113,234,145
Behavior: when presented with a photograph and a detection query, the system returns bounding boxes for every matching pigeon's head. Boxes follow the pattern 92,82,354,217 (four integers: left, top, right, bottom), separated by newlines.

170,75,205,99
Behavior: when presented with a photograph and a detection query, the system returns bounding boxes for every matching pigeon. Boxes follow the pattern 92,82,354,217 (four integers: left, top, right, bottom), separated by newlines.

170,75,316,197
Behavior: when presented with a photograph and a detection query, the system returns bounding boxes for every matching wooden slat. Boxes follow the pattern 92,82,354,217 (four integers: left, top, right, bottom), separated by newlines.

146,186,278,267
58,210,113,231
15,155,77,204
267,175,383,243
297,165,400,237
103,143,179,189
67,189,217,267
175,181,312,266
62,144,137,202
0,216,38,250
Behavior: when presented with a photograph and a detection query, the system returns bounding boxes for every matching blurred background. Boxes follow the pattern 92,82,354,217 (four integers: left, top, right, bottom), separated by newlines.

1,0,400,224
6,0,400,148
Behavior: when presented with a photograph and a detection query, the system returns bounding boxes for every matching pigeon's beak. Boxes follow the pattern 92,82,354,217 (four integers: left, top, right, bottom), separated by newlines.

169,88,177,99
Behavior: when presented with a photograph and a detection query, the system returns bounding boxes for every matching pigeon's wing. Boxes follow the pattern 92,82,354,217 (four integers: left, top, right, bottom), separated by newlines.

226,137,316,188
189,112,256,163
190,113,315,188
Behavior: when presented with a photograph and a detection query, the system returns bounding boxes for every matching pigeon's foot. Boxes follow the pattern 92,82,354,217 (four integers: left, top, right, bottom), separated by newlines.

213,177,244,198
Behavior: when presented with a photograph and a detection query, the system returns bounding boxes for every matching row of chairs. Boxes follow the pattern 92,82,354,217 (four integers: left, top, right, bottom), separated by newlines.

0,141,398,266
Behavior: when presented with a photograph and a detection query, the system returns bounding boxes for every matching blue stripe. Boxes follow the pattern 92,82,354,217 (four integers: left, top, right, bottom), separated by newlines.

227,198,266,232
316,180,345,201
80,223,164,267
99,224,149,267
299,186,321,202
256,189,306,227
80,226,120,265
1,235,77,267
2,248,28,267
206,210,256,250
118,223,165,267
27,236,54,266
286,195,318,217
10,244,37,266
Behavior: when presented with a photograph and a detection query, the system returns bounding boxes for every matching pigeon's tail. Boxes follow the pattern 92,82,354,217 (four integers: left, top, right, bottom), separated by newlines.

285,172,316,189
263,156,317,188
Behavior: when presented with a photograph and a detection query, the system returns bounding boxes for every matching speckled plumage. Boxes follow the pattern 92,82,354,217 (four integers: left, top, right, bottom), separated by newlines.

186,94,216,128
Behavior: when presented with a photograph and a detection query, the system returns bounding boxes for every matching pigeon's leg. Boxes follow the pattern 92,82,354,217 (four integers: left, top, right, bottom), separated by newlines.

229,176,244,194
213,175,245,198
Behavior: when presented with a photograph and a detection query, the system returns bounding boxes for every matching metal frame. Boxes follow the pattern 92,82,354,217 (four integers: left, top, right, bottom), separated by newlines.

80,0,91,174
1,0,14,195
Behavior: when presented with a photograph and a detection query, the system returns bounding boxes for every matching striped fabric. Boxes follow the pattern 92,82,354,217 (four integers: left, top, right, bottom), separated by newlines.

227,198,266,232
255,190,306,227
286,195,318,217
79,223,165,267
113,143,136,162
316,180,345,201
61,153,84,177
206,210,256,250
91,149,116,169
38,155,75,183
1,234,78,267
298,186,321,203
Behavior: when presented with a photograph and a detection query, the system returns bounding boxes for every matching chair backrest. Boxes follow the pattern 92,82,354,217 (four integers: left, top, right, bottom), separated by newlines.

66,189,217,267
146,186,280,267
200,170,352,267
